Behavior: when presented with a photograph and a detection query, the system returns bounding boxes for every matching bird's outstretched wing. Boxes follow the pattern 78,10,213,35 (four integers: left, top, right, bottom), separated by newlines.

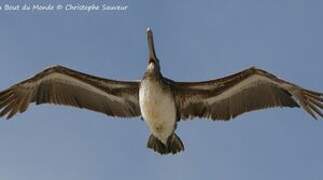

0,65,141,119
168,67,323,121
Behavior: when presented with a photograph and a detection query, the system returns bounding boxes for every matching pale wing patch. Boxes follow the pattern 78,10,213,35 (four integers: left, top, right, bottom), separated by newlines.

205,74,293,104
23,72,122,102
0,66,141,119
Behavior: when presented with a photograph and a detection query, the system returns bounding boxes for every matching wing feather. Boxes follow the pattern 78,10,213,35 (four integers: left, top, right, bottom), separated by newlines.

169,67,323,121
0,65,141,119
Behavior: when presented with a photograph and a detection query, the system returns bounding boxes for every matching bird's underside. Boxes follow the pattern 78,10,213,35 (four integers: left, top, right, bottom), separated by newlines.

0,28,322,155
1,65,322,120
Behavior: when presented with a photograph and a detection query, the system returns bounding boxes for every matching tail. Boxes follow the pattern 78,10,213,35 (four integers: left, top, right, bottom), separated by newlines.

147,133,184,155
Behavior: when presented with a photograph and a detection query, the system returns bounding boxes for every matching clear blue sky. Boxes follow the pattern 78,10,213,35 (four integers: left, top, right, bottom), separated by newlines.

0,0,322,179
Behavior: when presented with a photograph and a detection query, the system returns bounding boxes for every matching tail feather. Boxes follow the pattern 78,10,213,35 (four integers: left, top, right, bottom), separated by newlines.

147,133,184,155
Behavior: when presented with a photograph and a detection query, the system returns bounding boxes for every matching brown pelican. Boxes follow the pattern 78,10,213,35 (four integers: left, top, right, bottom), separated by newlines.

0,28,322,155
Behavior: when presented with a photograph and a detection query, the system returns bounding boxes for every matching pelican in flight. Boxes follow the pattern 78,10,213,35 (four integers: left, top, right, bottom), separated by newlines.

0,28,322,155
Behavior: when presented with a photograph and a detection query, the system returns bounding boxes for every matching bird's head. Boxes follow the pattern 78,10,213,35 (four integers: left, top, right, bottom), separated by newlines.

146,27,160,72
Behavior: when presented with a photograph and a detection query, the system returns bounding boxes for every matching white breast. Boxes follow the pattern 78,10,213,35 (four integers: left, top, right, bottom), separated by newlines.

139,80,176,144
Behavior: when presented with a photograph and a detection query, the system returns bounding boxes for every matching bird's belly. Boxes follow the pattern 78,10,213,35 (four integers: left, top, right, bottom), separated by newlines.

139,81,176,144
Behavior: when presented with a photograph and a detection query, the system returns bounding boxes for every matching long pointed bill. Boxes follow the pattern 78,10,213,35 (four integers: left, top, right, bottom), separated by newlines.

146,27,157,62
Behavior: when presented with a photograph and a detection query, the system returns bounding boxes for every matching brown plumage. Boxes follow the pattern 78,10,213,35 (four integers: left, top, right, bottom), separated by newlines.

0,65,141,119
0,28,322,155
168,67,323,120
